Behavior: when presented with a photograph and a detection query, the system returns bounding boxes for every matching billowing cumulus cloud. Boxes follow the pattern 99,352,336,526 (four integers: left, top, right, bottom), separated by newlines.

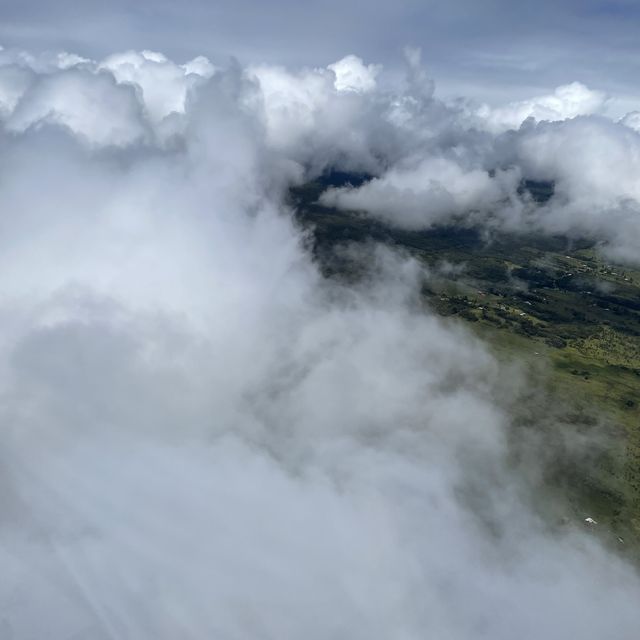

509,116,640,261
6,68,148,146
0,45,639,639
0,47,216,146
321,157,521,229
99,49,215,123
328,54,380,92
472,82,608,133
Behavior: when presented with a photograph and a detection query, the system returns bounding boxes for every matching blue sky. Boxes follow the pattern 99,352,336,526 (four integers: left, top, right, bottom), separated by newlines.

1,0,640,106
0,0,640,106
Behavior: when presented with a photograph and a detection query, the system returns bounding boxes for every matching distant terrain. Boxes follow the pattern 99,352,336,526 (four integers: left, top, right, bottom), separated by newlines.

291,173,640,561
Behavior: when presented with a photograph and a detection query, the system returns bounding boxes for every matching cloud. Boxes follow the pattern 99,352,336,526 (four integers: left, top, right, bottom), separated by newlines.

473,81,608,133
0,64,33,116
328,54,380,93
5,67,149,146
3,0,640,114
99,49,215,123
619,110,640,132
509,116,640,261
0,43,638,256
0,46,639,639
321,157,521,229
0,47,216,146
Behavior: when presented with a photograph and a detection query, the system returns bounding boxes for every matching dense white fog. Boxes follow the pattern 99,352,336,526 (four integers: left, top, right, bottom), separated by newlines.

0,46,639,639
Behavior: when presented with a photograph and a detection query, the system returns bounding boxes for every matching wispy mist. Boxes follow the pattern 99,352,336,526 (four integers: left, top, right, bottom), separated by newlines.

0,46,639,639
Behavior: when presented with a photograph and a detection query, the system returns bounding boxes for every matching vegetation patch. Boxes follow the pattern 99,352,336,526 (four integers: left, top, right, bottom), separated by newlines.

290,172,640,560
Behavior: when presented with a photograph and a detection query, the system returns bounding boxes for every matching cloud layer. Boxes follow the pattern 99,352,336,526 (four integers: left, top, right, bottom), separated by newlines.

0,46,639,639
3,42,640,266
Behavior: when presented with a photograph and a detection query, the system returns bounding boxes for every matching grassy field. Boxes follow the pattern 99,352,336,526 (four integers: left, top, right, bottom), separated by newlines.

290,174,640,560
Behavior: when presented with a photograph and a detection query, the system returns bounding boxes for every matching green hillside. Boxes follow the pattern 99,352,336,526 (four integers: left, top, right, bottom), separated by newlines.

291,175,640,561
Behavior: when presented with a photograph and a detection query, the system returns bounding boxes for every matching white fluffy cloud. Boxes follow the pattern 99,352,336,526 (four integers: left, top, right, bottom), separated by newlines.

6,68,148,146
0,46,639,639
1,44,635,267
0,44,637,255
474,82,608,133
321,157,520,229
100,49,215,123
508,116,640,261
0,47,215,146
328,54,380,92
